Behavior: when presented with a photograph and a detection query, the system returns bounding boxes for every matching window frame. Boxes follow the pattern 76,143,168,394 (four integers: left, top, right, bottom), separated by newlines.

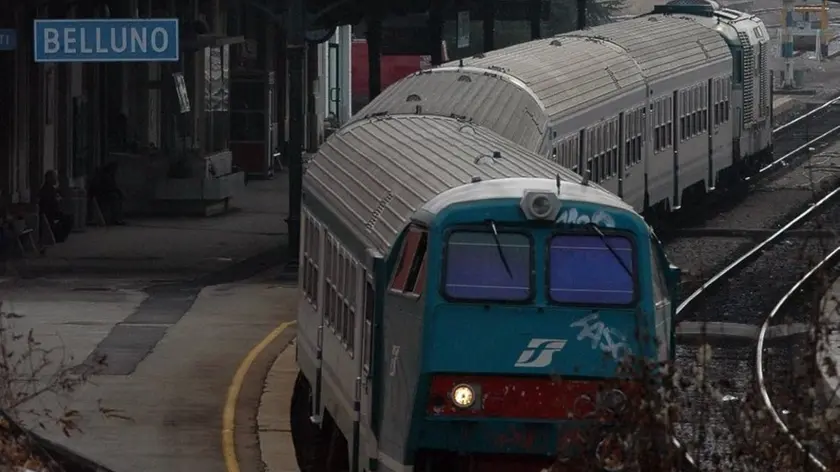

439,226,535,304
544,229,640,308
389,225,429,299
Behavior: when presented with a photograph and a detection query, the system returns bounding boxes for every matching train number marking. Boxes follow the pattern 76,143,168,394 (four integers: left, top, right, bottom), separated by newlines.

556,208,616,228
570,313,630,361
389,345,400,377
514,338,568,368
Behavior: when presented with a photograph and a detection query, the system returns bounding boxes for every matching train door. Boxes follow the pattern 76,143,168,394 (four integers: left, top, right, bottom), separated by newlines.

672,90,680,206
649,237,672,361
618,111,625,198
707,79,714,190
359,251,386,468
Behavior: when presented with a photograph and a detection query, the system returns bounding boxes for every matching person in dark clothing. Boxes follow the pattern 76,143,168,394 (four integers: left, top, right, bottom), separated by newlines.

89,162,126,225
38,170,73,243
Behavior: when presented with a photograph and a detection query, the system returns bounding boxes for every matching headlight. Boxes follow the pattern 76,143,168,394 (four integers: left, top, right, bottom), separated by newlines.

451,384,475,408
530,195,552,219
520,190,561,220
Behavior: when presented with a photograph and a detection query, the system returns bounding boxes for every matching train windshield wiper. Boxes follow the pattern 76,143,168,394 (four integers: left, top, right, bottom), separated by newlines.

585,222,633,280
486,219,513,278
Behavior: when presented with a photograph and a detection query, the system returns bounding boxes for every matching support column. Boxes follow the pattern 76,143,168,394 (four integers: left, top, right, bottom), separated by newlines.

367,12,382,101
482,0,495,52
577,0,587,30
529,0,541,40
429,0,443,65
306,42,321,151
338,25,352,124
285,0,305,266
781,0,795,88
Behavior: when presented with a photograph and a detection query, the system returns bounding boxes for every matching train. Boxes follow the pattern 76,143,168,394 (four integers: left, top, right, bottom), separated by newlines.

291,0,770,470
351,0,773,216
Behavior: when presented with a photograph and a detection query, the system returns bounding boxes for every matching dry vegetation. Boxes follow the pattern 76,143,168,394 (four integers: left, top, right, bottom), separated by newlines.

0,301,125,471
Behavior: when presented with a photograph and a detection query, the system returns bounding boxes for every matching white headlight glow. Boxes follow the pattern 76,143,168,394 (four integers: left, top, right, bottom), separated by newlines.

451,384,476,408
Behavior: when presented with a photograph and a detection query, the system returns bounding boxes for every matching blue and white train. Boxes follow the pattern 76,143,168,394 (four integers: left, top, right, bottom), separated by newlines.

290,113,679,472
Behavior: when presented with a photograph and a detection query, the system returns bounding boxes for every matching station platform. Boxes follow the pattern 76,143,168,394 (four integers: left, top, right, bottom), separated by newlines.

818,276,840,407
0,175,297,472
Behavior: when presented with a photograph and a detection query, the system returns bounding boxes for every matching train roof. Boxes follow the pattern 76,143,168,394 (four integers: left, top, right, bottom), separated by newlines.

352,15,730,150
304,115,628,254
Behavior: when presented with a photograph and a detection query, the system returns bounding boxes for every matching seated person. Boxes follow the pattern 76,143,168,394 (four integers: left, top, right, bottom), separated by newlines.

38,170,73,243
89,162,126,225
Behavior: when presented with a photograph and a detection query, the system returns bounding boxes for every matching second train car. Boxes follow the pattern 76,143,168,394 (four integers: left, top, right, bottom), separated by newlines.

290,114,681,472
352,0,773,218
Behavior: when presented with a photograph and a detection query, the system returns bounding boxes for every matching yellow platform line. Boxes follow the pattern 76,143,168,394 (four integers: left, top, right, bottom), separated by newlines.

223,320,297,472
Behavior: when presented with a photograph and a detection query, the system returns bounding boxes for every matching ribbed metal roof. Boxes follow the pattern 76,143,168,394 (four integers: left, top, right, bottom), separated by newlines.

304,115,621,254
352,14,730,153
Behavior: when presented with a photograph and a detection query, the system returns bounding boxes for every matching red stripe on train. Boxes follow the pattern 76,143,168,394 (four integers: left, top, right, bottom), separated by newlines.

427,375,638,420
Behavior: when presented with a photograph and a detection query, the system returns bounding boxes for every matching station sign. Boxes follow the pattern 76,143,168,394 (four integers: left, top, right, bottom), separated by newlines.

0,29,16,51
33,19,179,63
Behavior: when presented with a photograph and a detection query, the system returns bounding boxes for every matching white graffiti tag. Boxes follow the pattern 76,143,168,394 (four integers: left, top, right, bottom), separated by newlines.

556,208,616,228
570,313,631,361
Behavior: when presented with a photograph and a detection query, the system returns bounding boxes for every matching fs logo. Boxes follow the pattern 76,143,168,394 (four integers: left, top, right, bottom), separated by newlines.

514,338,568,368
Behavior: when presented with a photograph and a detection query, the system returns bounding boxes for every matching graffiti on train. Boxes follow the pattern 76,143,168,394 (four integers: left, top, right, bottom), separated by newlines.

556,208,616,228
570,312,631,361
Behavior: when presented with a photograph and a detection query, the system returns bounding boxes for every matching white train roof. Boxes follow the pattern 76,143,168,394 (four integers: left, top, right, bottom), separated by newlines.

304,115,628,254
352,15,730,152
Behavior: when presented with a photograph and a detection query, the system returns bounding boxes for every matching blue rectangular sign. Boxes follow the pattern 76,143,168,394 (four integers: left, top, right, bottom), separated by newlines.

0,29,16,51
34,18,179,63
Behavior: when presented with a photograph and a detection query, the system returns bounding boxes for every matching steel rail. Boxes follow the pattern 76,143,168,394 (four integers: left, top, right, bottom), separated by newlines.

755,245,840,471
677,186,840,316
754,122,840,178
773,96,840,136
673,182,840,468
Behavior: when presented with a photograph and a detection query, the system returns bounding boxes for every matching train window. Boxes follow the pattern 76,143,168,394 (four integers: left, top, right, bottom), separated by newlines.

302,212,321,309
733,49,743,84
324,237,337,328
443,231,531,302
654,127,660,152
391,226,428,296
547,234,636,305
362,276,375,375
341,254,357,352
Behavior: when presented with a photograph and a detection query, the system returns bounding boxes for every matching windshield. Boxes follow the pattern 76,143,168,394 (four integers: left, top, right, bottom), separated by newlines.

548,234,636,305
443,231,532,301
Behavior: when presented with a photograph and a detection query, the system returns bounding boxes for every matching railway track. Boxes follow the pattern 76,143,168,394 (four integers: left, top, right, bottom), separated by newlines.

763,96,840,180
672,184,840,470
755,244,840,470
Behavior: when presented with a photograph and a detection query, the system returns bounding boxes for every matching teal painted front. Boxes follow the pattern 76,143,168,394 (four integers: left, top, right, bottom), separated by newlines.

404,198,663,456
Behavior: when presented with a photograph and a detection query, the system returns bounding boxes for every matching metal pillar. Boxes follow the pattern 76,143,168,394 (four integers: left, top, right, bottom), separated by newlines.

482,0,495,52
577,0,587,29
429,0,443,65
781,0,795,88
338,25,352,124
529,0,541,39
306,42,321,151
285,0,305,266
368,13,382,101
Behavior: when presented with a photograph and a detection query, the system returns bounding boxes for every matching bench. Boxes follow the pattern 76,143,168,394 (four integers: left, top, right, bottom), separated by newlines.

3,203,43,256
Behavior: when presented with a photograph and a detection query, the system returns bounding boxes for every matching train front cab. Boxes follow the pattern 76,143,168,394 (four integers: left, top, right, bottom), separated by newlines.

376,182,680,472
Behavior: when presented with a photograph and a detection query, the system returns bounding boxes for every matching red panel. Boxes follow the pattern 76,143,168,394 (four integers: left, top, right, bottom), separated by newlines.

391,229,421,291
427,375,639,420
230,142,269,174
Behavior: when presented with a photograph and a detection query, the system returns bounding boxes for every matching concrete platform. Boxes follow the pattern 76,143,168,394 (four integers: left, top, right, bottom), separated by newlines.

259,339,301,472
4,282,299,472
818,277,840,406
3,176,289,285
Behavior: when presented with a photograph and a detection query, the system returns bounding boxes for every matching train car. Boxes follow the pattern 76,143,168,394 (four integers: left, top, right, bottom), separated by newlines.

291,114,681,472
350,0,772,217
